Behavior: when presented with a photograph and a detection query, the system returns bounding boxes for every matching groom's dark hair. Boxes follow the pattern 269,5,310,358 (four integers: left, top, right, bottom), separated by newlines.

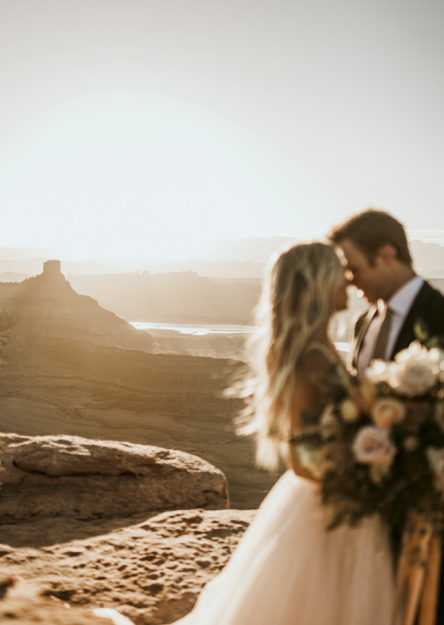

329,209,413,267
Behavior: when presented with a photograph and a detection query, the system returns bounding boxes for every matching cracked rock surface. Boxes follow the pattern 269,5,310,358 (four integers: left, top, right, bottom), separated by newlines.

0,508,255,624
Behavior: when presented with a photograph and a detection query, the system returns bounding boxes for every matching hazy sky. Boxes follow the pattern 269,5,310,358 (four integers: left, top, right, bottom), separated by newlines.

1,0,443,259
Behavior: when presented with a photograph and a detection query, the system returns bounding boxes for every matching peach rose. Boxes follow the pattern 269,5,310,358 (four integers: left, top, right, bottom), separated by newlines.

371,397,406,428
340,399,360,423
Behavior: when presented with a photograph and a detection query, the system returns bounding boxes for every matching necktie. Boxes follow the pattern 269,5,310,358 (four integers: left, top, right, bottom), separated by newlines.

372,305,393,360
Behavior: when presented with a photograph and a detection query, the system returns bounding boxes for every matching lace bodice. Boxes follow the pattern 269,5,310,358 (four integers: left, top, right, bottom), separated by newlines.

289,344,353,479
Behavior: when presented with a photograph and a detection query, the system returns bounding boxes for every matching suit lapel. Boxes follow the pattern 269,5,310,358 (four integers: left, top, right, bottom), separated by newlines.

352,305,378,369
390,282,434,358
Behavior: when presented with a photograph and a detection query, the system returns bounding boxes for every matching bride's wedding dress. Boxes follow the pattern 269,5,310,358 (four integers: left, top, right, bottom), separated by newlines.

97,468,395,625
171,469,394,625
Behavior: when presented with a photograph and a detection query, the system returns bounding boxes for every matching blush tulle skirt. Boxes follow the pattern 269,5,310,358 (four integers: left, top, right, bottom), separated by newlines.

171,470,395,625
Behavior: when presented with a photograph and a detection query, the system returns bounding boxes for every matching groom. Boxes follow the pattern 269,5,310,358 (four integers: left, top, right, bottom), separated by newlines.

329,209,444,375
330,208,444,624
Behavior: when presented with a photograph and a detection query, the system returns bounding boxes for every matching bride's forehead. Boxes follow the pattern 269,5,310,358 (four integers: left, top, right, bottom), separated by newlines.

334,246,348,266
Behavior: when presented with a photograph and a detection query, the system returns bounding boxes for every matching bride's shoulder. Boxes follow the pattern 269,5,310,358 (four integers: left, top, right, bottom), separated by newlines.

298,342,339,375
298,343,353,394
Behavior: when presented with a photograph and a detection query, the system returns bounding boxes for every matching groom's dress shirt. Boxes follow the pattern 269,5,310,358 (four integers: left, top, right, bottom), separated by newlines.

356,275,424,376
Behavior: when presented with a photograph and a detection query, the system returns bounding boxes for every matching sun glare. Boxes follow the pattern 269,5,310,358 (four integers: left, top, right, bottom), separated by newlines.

1,92,318,260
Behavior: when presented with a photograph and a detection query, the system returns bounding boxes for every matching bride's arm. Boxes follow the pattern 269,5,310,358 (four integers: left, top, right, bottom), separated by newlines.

289,376,319,432
288,376,321,481
288,350,333,481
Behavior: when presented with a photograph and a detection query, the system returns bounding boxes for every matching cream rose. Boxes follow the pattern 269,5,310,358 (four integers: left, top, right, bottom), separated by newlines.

371,397,406,428
352,426,396,467
340,398,360,423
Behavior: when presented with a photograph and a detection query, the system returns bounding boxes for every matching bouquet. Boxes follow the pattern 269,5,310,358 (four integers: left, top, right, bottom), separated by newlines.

292,342,444,530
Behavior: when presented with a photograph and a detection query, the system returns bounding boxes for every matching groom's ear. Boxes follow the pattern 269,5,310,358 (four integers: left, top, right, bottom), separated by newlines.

375,243,397,265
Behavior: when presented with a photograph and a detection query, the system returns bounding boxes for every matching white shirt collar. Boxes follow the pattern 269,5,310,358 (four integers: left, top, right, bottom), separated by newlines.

387,275,424,317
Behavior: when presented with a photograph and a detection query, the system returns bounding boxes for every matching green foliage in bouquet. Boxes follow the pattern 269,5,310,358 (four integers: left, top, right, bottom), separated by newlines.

292,342,444,531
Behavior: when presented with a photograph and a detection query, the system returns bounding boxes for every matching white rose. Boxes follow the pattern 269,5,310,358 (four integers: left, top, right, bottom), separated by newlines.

340,399,360,423
371,397,406,428
388,342,438,396
352,426,396,467
429,347,444,363
431,348,444,383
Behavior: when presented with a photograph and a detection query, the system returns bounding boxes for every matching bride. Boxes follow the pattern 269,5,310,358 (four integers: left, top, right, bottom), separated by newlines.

169,242,395,625
97,242,395,625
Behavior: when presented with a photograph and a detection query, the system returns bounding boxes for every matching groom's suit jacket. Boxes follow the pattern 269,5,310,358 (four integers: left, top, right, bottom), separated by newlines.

352,279,444,370
353,279,444,625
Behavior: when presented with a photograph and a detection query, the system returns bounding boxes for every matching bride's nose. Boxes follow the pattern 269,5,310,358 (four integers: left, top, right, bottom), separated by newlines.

344,269,354,285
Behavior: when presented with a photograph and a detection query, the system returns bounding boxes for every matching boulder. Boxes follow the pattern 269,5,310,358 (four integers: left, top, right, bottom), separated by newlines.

0,434,229,524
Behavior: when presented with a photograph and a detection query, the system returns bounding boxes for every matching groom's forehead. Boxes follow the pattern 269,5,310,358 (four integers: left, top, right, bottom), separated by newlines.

337,239,369,266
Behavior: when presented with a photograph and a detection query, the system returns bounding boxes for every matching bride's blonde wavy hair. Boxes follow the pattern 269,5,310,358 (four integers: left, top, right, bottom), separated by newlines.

237,242,344,470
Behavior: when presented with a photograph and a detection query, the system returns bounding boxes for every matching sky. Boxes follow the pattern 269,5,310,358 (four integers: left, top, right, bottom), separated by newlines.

1,0,444,260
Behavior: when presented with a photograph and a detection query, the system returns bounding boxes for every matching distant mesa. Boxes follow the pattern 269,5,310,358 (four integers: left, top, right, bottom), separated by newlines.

0,259,153,351
43,259,63,278
70,269,260,325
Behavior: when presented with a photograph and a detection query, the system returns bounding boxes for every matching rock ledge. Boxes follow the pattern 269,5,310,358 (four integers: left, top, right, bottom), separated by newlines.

0,433,229,524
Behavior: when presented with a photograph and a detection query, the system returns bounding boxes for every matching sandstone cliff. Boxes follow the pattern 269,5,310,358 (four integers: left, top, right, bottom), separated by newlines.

0,264,277,509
